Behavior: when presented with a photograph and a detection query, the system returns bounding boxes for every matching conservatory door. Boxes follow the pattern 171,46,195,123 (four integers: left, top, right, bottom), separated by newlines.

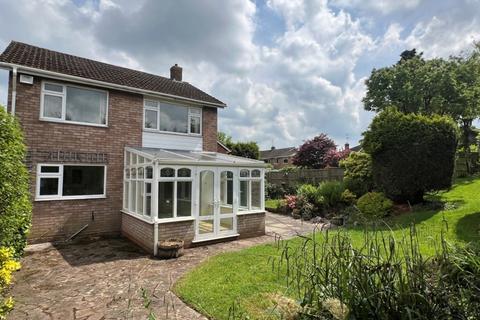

197,168,236,240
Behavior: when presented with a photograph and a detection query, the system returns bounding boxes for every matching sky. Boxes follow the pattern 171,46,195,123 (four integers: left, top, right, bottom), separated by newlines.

0,0,479,149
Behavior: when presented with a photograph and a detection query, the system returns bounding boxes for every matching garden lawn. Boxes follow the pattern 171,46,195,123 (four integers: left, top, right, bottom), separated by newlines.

174,177,480,319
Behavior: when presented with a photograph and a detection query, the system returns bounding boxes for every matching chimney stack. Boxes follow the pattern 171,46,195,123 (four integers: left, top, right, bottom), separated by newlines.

170,64,182,81
345,143,350,150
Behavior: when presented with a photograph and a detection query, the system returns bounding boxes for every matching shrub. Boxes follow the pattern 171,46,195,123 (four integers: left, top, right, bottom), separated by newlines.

0,247,20,319
324,148,350,168
340,151,373,197
297,184,318,204
316,181,345,209
265,182,284,200
276,227,480,320
357,192,393,219
0,107,32,256
362,109,458,203
340,189,356,206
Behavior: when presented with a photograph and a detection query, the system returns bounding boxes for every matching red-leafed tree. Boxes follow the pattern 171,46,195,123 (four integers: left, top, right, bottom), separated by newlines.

324,148,351,167
293,134,336,168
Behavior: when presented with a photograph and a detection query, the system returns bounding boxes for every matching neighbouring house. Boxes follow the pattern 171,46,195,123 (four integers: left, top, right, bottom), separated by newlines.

259,146,297,169
0,41,266,255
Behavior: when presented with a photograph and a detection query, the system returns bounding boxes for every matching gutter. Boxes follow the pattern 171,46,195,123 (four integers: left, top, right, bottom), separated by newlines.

10,66,17,115
0,62,227,108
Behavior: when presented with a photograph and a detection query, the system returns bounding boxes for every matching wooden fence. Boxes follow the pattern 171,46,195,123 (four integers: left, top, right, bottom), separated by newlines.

266,168,344,187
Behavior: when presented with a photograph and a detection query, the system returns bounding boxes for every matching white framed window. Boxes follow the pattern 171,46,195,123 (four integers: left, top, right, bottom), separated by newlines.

40,81,108,127
143,99,201,135
239,168,263,211
157,167,193,219
36,164,107,201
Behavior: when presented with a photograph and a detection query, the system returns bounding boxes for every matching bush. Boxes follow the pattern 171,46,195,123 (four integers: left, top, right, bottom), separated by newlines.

0,107,31,256
340,151,373,197
340,189,356,206
265,182,284,200
362,109,458,203
276,227,480,320
0,247,20,318
316,181,345,209
357,192,393,219
297,184,318,204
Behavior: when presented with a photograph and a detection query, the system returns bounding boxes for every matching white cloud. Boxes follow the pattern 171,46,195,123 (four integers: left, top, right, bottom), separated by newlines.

0,0,479,150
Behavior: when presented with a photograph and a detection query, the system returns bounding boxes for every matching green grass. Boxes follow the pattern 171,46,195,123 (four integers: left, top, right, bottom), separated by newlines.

174,177,480,319
265,198,284,210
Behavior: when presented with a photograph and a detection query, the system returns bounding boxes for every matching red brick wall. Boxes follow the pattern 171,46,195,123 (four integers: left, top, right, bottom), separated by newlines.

9,75,143,243
238,212,266,238
202,107,217,152
121,213,154,253
158,220,195,247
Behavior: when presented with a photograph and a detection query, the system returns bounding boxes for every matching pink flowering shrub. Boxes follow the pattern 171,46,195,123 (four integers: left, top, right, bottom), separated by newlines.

284,195,298,210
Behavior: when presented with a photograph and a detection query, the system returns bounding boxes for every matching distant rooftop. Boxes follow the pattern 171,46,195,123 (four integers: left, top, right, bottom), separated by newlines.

259,147,297,159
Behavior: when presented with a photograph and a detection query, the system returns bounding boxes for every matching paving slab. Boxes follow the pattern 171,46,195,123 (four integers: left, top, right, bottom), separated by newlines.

8,213,321,319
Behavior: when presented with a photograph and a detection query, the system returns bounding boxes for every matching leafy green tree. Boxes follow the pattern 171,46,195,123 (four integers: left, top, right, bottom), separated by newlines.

230,141,260,159
364,44,480,172
217,132,233,149
0,106,32,256
362,109,458,203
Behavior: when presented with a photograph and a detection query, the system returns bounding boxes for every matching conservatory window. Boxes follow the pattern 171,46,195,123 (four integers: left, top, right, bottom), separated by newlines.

157,167,193,219
238,168,263,211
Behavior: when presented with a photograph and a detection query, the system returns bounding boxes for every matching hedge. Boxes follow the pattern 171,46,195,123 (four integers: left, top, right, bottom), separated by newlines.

362,109,458,203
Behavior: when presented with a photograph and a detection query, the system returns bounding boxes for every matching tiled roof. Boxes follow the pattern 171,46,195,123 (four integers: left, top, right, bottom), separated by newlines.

259,147,297,159
0,41,226,106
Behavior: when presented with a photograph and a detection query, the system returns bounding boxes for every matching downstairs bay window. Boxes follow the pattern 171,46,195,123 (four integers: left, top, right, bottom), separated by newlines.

36,164,106,200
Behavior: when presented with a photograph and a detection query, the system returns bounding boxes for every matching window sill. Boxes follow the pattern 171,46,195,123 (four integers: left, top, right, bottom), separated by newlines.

121,210,155,224
143,129,202,138
35,195,106,202
237,210,265,216
39,118,108,128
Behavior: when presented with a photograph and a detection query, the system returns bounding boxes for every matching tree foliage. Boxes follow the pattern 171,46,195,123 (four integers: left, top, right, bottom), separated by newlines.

292,133,336,169
0,107,32,256
217,132,260,159
363,44,480,151
362,109,458,203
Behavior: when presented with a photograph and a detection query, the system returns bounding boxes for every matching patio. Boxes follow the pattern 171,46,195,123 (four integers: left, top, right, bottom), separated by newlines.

9,213,320,320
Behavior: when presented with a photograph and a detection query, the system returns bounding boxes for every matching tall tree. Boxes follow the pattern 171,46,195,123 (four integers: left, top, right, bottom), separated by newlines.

292,133,336,169
363,44,480,166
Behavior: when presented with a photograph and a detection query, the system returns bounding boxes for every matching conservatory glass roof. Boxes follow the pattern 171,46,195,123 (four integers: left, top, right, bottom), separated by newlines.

127,147,266,167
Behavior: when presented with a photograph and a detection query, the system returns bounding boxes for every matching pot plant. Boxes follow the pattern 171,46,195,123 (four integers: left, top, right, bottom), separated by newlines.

157,238,184,259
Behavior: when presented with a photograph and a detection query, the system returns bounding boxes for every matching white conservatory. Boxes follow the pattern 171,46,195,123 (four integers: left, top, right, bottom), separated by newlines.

121,147,267,255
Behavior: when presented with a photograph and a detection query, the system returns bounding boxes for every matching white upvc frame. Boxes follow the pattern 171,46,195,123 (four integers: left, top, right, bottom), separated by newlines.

237,168,265,215
39,80,109,127
142,98,202,136
156,166,195,221
35,163,107,201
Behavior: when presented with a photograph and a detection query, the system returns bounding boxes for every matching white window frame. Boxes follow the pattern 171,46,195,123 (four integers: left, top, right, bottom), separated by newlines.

142,99,202,136
156,166,195,221
36,164,107,201
40,80,109,127
238,168,264,213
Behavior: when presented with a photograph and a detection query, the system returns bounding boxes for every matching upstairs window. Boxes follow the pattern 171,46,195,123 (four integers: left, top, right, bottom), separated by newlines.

41,82,108,126
143,100,201,135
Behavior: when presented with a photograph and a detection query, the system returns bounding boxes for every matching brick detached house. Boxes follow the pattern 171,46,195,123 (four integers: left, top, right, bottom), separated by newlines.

260,146,297,169
0,41,266,255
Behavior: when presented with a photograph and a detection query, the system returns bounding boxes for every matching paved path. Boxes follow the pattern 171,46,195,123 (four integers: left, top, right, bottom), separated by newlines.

9,213,319,320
